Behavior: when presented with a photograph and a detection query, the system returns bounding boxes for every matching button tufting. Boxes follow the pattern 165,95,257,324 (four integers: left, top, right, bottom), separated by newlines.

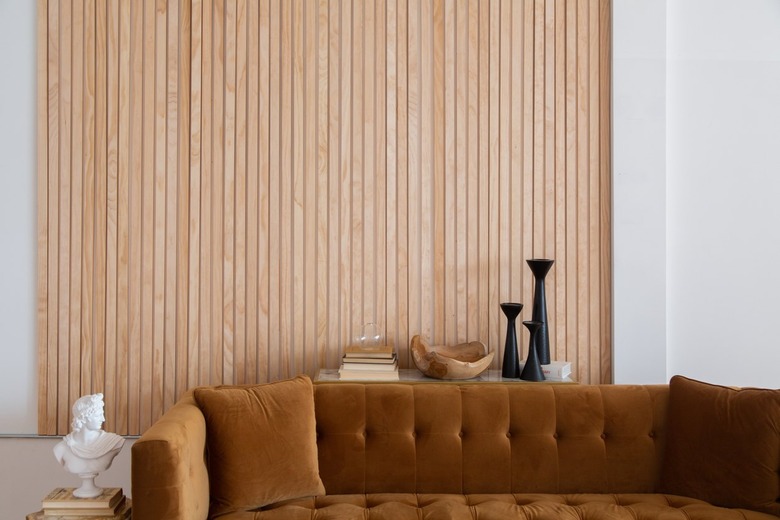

553,432,559,439
506,432,511,438
649,431,655,438
600,433,607,440
458,431,464,438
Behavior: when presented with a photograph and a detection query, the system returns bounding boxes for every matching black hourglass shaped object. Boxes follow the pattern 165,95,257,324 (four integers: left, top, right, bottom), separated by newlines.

527,259,554,365
500,303,523,378
520,320,545,381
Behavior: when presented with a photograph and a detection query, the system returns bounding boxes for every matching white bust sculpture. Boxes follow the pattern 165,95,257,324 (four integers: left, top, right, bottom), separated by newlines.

53,393,125,498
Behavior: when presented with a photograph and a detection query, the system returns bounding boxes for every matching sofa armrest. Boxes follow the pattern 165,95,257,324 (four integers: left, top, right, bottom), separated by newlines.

131,391,210,520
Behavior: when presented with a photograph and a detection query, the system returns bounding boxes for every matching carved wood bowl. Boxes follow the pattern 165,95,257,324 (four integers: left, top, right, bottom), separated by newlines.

410,335,494,380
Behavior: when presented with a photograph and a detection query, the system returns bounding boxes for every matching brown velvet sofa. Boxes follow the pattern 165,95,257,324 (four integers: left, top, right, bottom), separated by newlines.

132,375,780,520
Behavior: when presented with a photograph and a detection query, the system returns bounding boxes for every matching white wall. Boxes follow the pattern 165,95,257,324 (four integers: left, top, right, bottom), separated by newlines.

0,437,135,520
0,3,131,518
614,0,780,387
666,0,780,387
0,0,38,434
0,5,133,520
612,0,668,384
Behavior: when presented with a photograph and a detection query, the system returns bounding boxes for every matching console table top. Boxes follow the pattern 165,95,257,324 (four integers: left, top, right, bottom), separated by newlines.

315,368,575,384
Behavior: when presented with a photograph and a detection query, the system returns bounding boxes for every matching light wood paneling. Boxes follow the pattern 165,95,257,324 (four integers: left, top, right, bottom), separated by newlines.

38,0,612,435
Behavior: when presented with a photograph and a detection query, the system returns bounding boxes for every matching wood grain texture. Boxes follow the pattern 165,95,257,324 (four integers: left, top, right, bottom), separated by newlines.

38,0,612,435
37,0,49,435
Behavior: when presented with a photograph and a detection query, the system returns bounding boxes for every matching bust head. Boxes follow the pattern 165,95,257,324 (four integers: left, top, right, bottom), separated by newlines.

71,393,105,433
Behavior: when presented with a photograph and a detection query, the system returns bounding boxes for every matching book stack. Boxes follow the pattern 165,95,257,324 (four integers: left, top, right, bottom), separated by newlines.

338,345,399,381
40,487,130,519
518,360,572,381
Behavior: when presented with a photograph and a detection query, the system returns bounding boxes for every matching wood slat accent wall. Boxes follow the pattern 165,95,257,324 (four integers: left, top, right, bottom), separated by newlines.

37,0,612,435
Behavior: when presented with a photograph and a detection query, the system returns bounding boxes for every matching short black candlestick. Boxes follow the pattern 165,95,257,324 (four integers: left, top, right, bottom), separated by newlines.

520,320,545,382
500,303,523,378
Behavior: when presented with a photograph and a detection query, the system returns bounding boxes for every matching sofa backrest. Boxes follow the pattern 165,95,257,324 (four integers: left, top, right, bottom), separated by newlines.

313,382,669,495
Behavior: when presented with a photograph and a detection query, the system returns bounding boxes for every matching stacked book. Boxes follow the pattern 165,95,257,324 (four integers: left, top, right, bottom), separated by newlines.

338,345,399,381
517,360,572,381
40,487,130,519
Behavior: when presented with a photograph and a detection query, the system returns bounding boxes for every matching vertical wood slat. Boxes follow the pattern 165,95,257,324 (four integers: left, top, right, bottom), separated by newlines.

257,0,270,382
233,0,246,385
278,0,292,379
304,0,319,376
564,0,578,381
81,0,96,401
199,0,213,389
189,0,203,390
244,0,258,385
351,0,364,347
127,0,144,434
407,0,421,363
337,0,352,365
453,0,465,345
151,0,167,425
37,0,50,435
553,0,567,369
163,0,179,412
105,0,119,433
497,0,510,357
69,0,84,432
576,0,589,384
38,0,612,435
57,0,71,436
465,0,478,342
93,0,108,430
486,0,499,363
396,0,409,366
599,0,613,384
268,0,281,382
211,0,225,386
325,0,340,371
588,0,600,385
222,0,235,386
316,0,330,374
140,0,156,433
116,0,131,435
178,0,193,399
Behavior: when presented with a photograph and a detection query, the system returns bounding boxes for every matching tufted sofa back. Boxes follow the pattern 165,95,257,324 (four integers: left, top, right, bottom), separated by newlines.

313,383,669,495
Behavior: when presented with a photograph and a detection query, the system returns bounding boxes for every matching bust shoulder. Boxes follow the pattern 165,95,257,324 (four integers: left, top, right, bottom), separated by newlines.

65,430,125,459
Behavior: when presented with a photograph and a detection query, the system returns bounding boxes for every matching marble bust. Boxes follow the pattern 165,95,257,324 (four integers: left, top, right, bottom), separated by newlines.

53,393,125,498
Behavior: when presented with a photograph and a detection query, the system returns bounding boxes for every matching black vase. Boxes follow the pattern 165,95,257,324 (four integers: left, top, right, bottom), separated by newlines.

520,320,545,381
500,303,523,378
527,259,554,365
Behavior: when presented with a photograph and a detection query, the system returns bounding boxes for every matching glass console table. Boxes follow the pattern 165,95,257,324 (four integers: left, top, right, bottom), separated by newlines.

315,368,574,384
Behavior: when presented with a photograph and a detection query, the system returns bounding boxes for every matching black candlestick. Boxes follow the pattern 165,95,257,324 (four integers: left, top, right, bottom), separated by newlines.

500,303,523,378
527,259,554,365
520,320,545,381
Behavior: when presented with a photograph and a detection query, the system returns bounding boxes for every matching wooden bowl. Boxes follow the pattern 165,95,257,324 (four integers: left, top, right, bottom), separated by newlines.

410,335,494,380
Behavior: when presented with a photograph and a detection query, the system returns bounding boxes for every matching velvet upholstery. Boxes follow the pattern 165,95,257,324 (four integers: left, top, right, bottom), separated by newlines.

661,376,780,516
243,494,778,519
314,383,670,495
132,380,780,520
194,376,325,517
131,390,210,520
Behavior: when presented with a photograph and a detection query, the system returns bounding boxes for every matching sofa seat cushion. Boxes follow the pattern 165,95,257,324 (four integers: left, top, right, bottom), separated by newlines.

215,493,780,519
